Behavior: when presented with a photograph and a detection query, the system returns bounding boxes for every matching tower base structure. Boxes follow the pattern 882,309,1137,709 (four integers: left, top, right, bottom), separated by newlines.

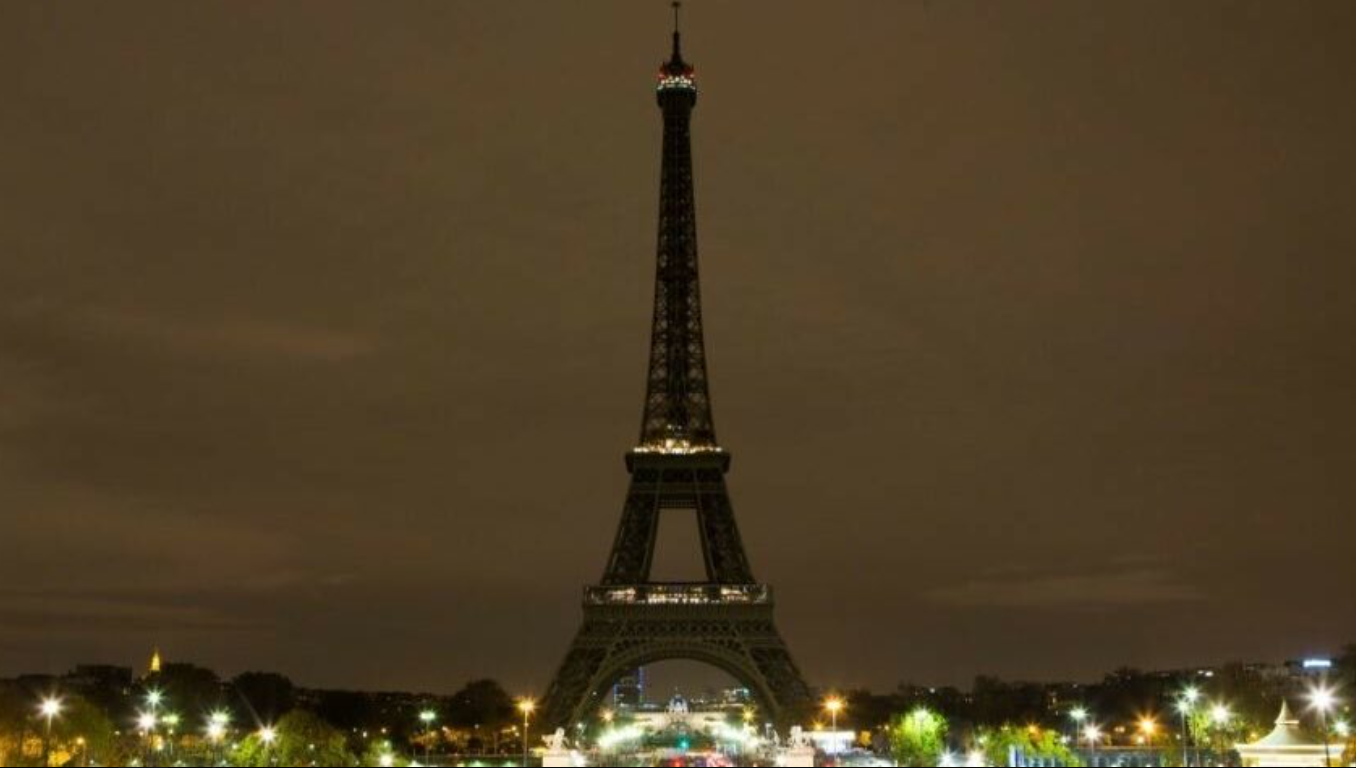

539,587,812,729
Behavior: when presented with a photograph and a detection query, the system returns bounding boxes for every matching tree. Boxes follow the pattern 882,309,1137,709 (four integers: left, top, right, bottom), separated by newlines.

889,707,948,767
1189,706,1251,763
231,672,296,723
232,710,355,767
1338,644,1356,691
144,663,225,717
0,686,28,766
447,680,515,753
47,695,120,767
978,725,1085,768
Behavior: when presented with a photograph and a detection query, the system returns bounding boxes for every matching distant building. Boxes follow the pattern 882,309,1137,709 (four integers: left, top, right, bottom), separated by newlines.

612,667,646,710
64,665,133,696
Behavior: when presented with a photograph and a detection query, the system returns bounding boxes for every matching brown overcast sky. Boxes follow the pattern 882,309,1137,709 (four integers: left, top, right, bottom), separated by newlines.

2,0,1354,694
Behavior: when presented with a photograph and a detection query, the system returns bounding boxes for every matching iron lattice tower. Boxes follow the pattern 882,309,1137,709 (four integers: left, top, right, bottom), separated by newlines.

539,10,812,730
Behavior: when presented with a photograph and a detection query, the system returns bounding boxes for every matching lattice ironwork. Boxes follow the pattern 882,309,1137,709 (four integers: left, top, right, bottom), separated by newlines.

639,23,717,454
541,18,811,731
540,602,812,731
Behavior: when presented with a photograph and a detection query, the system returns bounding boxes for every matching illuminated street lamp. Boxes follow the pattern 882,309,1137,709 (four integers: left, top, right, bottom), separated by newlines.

208,709,231,739
1308,685,1341,768
260,724,278,765
1178,687,1201,767
136,712,157,765
1069,707,1088,750
517,697,536,767
419,709,438,762
824,696,845,732
206,709,231,764
1139,716,1159,745
161,712,181,760
38,696,63,768
1083,724,1103,755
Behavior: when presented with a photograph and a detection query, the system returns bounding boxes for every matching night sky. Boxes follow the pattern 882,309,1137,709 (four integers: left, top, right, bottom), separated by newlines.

2,1,1354,696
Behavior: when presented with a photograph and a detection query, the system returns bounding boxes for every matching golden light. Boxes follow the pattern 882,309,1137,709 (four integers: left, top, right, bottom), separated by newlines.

1139,716,1159,737
518,698,537,716
824,696,845,715
601,708,614,724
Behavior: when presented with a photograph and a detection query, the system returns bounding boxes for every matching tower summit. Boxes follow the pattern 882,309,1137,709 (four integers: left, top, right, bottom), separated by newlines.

540,9,812,730
641,0,712,454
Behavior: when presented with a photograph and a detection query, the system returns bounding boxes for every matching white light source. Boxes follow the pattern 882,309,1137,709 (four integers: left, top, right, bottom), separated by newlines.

260,726,277,745
39,697,63,719
1309,686,1338,714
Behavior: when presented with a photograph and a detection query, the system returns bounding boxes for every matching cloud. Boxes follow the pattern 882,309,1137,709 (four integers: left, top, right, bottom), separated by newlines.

3,301,376,364
0,590,259,636
925,568,1206,609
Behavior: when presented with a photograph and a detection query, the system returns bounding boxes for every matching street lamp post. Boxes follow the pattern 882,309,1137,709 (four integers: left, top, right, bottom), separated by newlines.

161,713,180,762
419,709,438,763
1084,724,1102,758
208,710,231,766
260,726,278,767
1179,687,1200,767
1070,707,1088,755
39,697,63,768
142,689,163,767
822,697,845,756
1139,716,1158,748
517,698,536,767
137,712,157,766
1308,686,1339,768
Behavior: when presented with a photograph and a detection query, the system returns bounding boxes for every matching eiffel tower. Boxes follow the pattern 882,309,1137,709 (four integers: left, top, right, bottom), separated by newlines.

539,6,813,730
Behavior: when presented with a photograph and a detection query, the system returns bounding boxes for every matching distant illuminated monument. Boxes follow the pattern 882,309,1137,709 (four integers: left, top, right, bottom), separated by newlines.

149,647,162,675
538,5,812,729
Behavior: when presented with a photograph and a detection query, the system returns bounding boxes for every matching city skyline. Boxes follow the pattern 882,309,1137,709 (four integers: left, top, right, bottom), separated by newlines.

2,0,1354,698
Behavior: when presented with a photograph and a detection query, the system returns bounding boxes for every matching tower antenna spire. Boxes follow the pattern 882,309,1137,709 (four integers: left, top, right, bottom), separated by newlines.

672,1,683,59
